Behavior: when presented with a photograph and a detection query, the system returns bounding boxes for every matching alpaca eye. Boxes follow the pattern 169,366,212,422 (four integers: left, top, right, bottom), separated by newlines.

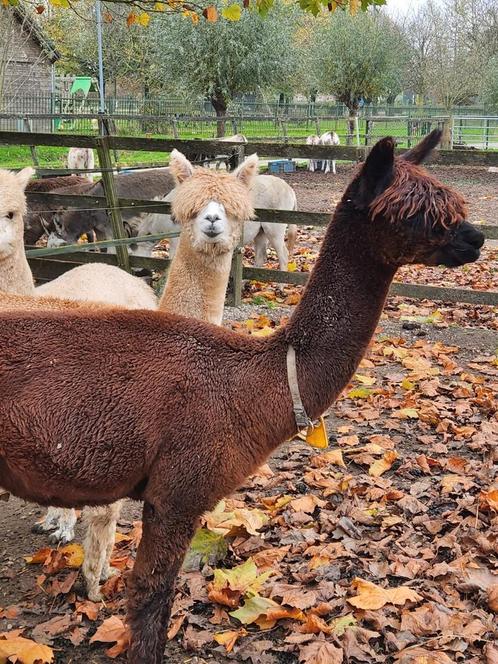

6,212,14,220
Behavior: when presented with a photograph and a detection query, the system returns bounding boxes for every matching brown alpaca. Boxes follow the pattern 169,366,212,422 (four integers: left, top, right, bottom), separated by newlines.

0,132,484,664
159,149,257,324
25,175,93,245
0,151,259,600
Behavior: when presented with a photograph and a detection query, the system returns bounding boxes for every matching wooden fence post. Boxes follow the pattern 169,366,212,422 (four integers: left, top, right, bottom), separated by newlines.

95,136,130,272
226,142,245,306
227,246,243,307
441,117,453,150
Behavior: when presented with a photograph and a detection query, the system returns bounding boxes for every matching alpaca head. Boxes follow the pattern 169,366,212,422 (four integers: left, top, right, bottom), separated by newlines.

168,150,258,255
344,130,484,268
0,168,34,259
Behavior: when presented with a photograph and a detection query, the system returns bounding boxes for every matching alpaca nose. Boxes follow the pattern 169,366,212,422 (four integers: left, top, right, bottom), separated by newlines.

205,214,220,223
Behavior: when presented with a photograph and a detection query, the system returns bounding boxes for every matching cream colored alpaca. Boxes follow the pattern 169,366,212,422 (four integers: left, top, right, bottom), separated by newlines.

159,149,258,324
0,168,36,296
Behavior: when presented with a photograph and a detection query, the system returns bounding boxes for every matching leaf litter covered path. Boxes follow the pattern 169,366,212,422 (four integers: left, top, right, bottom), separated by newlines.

0,163,497,662
0,314,496,663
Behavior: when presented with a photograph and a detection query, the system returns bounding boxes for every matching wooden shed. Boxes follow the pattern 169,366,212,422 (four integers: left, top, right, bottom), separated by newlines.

0,6,60,130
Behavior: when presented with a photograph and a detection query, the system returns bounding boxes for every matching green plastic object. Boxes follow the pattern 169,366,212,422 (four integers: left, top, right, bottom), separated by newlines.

69,77,93,96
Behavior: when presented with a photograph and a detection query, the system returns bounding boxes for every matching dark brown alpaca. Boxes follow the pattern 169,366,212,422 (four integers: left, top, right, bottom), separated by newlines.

0,132,484,664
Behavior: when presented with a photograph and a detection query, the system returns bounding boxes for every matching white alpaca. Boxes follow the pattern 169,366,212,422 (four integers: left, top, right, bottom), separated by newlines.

243,175,297,270
319,131,340,175
67,148,95,182
306,134,320,172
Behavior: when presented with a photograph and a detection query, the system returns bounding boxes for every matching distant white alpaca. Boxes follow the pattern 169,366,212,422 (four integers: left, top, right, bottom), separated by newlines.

67,147,95,182
243,175,297,270
319,131,340,175
306,134,320,172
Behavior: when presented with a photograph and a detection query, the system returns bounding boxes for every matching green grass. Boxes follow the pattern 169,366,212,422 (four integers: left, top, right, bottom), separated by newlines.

1,116,496,169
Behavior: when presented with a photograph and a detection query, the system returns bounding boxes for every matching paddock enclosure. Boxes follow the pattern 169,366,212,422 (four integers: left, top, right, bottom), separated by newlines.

0,129,496,308
0,129,497,664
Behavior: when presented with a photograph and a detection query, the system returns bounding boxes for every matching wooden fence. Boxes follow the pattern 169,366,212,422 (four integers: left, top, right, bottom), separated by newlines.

0,130,497,307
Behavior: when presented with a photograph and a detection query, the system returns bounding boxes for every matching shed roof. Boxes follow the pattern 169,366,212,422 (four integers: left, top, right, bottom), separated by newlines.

13,4,61,63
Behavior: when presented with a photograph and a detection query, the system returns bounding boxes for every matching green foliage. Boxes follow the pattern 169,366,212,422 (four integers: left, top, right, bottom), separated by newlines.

481,56,498,109
309,11,409,112
149,3,299,116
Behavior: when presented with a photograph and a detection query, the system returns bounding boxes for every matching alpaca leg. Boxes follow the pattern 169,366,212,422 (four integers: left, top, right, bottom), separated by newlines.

324,160,331,175
48,508,78,544
33,507,77,544
32,506,61,534
127,502,197,664
274,239,289,271
332,160,336,175
82,502,122,602
254,231,268,267
309,159,315,172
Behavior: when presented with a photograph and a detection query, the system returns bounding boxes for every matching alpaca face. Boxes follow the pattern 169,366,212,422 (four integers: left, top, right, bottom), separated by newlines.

190,200,235,253
0,168,34,260
168,149,259,256
347,131,484,269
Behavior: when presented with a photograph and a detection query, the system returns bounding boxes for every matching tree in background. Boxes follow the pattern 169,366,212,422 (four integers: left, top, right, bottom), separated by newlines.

401,0,498,108
480,57,498,109
149,4,299,135
310,10,409,139
46,3,155,97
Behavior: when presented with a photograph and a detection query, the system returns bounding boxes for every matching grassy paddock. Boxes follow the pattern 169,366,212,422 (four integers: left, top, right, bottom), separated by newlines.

1,116,496,169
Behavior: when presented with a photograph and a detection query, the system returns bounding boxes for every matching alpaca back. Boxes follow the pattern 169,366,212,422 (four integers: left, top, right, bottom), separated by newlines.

0,291,116,313
36,263,157,310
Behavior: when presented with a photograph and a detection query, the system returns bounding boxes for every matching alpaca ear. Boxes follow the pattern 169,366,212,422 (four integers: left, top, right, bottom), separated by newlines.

16,167,35,191
401,129,442,164
233,153,258,187
354,137,395,208
169,149,194,184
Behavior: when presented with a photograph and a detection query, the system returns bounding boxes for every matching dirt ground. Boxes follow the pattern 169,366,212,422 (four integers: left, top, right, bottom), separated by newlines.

0,164,497,663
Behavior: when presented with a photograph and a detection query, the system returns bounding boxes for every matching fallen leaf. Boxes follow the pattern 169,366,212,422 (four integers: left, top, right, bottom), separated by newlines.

349,578,422,610
75,600,100,621
289,495,327,514
0,635,54,663
299,636,343,663
369,451,399,477
213,628,247,652
89,616,130,659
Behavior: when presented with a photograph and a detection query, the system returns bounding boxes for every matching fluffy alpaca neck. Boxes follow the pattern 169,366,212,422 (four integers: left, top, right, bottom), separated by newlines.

247,204,397,457
158,234,233,325
0,246,35,296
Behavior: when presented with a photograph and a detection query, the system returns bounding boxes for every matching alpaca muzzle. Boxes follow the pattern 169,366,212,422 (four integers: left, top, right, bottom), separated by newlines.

427,222,485,268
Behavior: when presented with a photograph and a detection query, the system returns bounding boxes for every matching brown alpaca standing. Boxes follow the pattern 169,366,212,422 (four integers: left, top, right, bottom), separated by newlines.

0,132,484,664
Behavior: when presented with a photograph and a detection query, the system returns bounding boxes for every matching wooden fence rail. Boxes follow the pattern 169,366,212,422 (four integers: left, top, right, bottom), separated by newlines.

0,129,495,307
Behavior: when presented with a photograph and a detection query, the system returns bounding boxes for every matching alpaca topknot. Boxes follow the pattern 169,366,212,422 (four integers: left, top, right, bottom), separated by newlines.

172,167,255,225
370,159,467,229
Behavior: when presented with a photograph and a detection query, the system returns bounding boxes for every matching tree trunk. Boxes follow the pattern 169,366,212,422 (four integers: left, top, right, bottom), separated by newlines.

211,91,228,137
